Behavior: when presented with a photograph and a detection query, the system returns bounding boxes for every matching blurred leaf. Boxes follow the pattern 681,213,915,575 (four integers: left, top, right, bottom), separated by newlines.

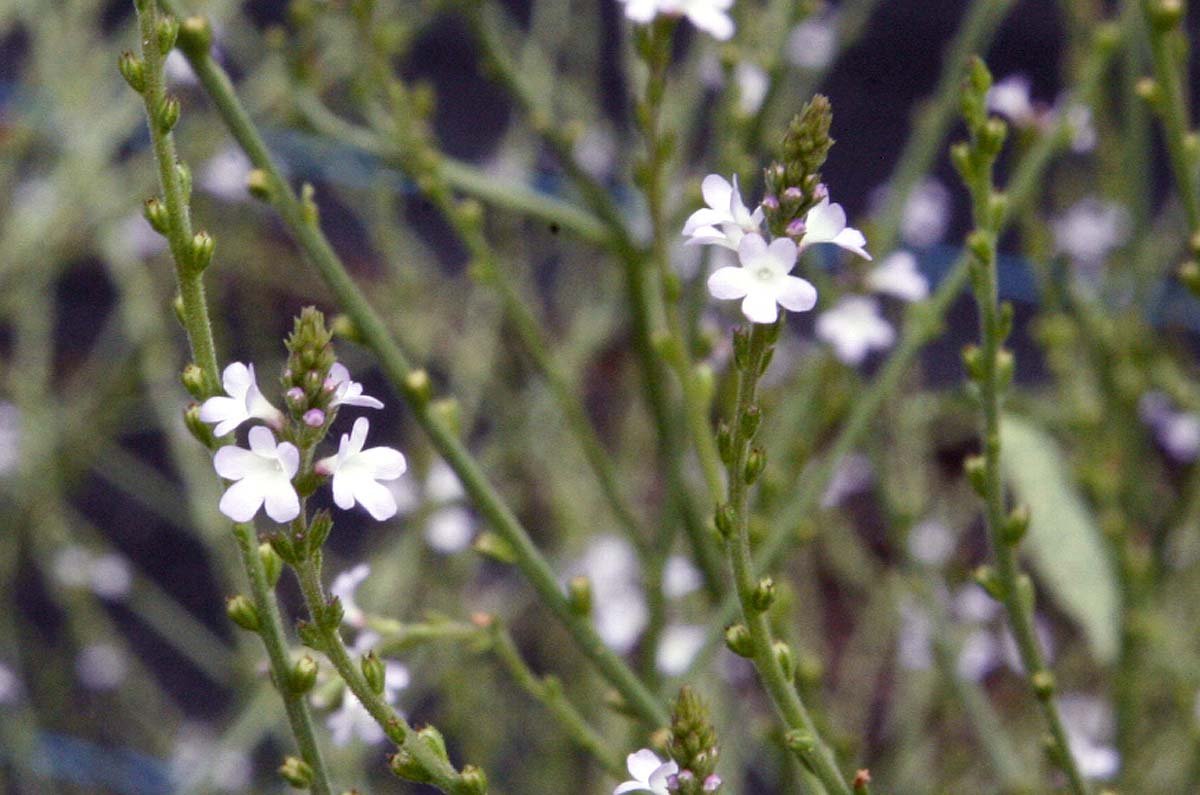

1000,414,1120,663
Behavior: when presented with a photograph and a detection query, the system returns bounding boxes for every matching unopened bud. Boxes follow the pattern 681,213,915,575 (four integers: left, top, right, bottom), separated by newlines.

183,403,215,447
1178,260,1200,297
567,575,592,616
430,397,461,438
118,52,146,93
177,15,212,58
226,595,260,632
963,454,987,495
302,408,325,427
750,577,776,612
459,765,488,795
972,565,1004,600
259,542,283,587
1001,503,1030,545
180,363,206,398
246,168,272,201
724,624,754,657
473,532,517,564
1031,670,1056,700
278,756,313,788
389,750,431,783
143,197,169,234
188,231,214,271
289,655,318,694
404,369,431,405
740,404,761,439
362,650,386,695
157,95,180,132
744,446,766,484
156,15,180,53
714,503,736,539
773,640,794,678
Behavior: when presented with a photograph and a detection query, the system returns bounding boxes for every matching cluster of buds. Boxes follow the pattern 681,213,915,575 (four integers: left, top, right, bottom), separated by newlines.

282,307,339,437
762,95,835,239
665,688,722,795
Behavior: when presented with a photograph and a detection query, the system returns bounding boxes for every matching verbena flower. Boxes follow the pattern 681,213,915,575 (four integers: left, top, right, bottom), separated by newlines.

618,0,735,41
707,233,817,324
798,195,872,260
815,296,895,364
866,251,929,302
656,624,707,676
213,426,300,523
326,362,384,410
199,362,284,437
317,417,406,521
615,749,678,795
683,174,764,250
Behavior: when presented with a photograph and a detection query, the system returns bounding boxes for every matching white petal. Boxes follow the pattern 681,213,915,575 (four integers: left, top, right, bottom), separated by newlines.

357,447,407,479
700,174,733,212
707,266,751,299
247,426,277,457
765,236,799,273
686,226,739,249
201,397,247,436
741,289,779,324
614,783,650,795
775,276,818,312
626,750,664,783
277,442,300,478
354,479,399,521
331,472,356,511
737,232,769,263
648,760,680,791
263,480,301,523
328,362,350,384
213,445,257,480
219,479,264,522
348,417,370,455
221,362,254,399
832,227,872,260
340,392,385,410
682,207,729,236
688,7,735,40
802,197,846,243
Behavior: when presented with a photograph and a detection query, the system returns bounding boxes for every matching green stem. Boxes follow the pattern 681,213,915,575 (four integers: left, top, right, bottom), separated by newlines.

169,23,670,729
722,322,851,795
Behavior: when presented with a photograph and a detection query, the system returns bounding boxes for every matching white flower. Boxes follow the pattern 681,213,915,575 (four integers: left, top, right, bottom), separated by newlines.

317,417,407,521
326,363,384,410
906,519,954,567
330,563,371,628
1060,694,1120,780
169,724,252,792
866,250,929,302
815,296,895,364
615,749,678,795
683,174,764,250
1139,392,1200,462
786,14,837,70
799,195,872,260
1065,102,1097,153
76,643,127,690
900,179,951,248
618,0,735,41
88,554,132,600
426,506,475,553
707,233,817,324
0,663,21,705
213,426,301,523
896,597,933,671
656,624,707,676
734,62,769,116
199,362,284,437
576,536,647,654
820,452,873,508
200,147,252,201
956,629,1001,682
1052,198,1131,268
663,555,702,598
164,50,197,85
987,74,1036,125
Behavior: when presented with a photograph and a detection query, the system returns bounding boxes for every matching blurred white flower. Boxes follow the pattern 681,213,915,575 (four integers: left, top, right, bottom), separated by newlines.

867,250,929,302
325,363,384,410
786,14,837,70
169,724,252,792
1139,392,1200,462
54,547,132,600
821,453,873,508
0,401,21,477
213,426,301,523
116,213,168,259
199,362,285,437
956,629,1001,682
331,563,371,628
0,663,21,705
1060,694,1119,780
816,296,895,365
1000,618,1055,675
708,233,817,324
615,749,678,795
657,624,707,676
200,147,252,201
798,195,872,260
735,62,769,116
896,597,933,671
317,417,407,521
663,555,702,598
987,74,1036,126
900,179,951,248
575,127,617,180
1052,199,1131,268
164,50,196,85
1064,102,1097,153
575,536,647,654
617,0,735,41
906,519,954,567
953,584,1001,624
76,643,127,690
684,174,764,250
426,506,475,553
327,633,410,746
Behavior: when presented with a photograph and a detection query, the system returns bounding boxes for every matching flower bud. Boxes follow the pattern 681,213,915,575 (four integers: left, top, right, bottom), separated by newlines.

246,168,272,201
961,344,984,381
1031,669,1056,700
785,218,806,238
278,756,313,788
157,15,180,53
389,750,431,783
693,363,715,403
750,577,775,613
853,769,872,795
473,531,517,564
404,369,432,405
996,348,1015,390
156,95,180,132
459,765,488,795
703,774,722,792
783,729,815,754
289,655,318,695
143,197,169,234
177,15,212,58
963,454,987,495
966,230,993,266
731,327,751,371
716,423,735,466
259,542,283,588
302,408,325,427
226,594,260,632
118,52,147,93
724,623,754,658
176,161,192,197
416,725,450,763
430,397,461,438
713,503,736,539
180,363,206,398
1179,261,1200,297
972,565,1004,601
739,404,761,439
362,650,386,695
1135,77,1161,108
949,141,972,179
744,447,766,484
183,403,216,447
1150,0,1184,30
1001,503,1030,546
318,596,344,630
772,640,794,678
567,575,592,616
188,230,214,271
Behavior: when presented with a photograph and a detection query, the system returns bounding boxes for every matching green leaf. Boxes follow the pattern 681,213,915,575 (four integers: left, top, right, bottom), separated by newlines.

999,414,1120,664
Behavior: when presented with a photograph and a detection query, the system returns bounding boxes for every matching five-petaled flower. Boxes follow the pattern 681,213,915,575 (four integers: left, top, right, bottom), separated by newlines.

317,417,407,521
707,233,817,324
614,749,678,795
199,362,285,436
683,174,764,250
213,425,300,523
326,363,384,410
815,295,895,365
796,195,872,260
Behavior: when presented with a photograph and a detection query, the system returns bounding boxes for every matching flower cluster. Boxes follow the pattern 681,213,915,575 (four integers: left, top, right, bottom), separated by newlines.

198,308,405,525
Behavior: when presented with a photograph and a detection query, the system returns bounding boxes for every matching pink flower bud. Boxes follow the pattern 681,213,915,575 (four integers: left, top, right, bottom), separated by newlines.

786,218,807,237
703,774,722,792
303,409,325,427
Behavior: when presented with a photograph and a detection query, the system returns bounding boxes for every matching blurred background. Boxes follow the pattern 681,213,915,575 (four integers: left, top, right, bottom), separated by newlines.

4,0,1200,793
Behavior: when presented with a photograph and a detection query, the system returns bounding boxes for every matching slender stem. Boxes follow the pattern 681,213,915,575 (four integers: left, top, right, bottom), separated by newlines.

168,24,671,729
721,322,851,795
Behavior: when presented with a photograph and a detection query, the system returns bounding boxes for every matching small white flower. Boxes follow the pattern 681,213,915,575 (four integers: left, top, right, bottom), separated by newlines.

707,233,817,324
799,195,872,260
213,426,301,523
76,643,127,690
734,62,769,116
956,629,1001,682
683,174,764,250
0,663,22,705
615,749,678,795
576,536,647,654
900,179,951,248
164,50,197,85
815,296,895,365
953,584,1001,624
618,0,735,41
1139,392,1200,462
88,553,132,601
786,14,837,70
906,519,954,567
426,460,466,502
656,624,707,676
663,555,702,598
169,724,253,792
1052,198,1131,268
199,362,284,437
1060,694,1120,780
896,597,933,671
425,506,475,553
987,74,1036,126
326,363,384,410
317,417,407,521
820,453,873,508
866,250,929,302
330,563,371,628
200,147,252,201
1065,102,1097,153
